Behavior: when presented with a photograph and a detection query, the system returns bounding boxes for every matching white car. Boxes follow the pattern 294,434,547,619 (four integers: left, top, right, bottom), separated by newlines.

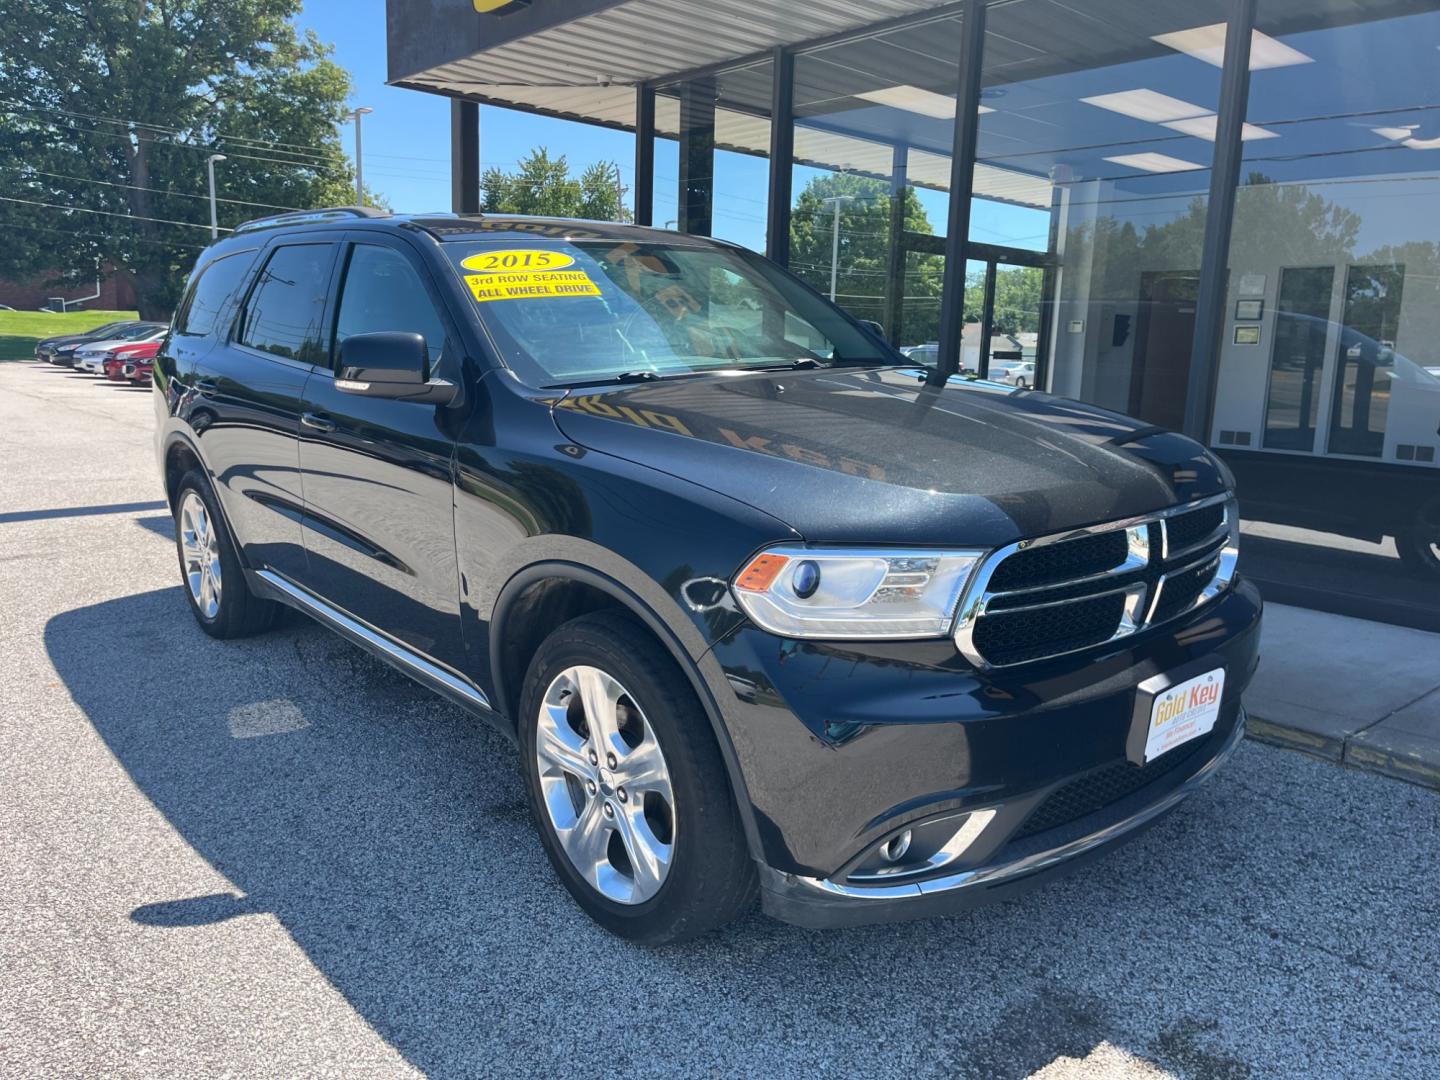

72,323,167,373
991,360,1035,388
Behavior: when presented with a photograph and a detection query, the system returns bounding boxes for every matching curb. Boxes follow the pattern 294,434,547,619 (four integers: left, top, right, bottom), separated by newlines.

1245,709,1440,793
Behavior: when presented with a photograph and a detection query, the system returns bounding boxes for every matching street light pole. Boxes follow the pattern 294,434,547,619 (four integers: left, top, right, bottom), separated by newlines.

348,106,373,206
822,195,854,302
206,154,226,240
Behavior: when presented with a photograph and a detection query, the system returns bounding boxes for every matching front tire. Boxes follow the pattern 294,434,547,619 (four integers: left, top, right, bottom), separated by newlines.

173,471,279,638
518,611,756,944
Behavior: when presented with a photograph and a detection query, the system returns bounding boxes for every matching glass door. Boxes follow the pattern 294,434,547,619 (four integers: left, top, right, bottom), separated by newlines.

1263,266,1335,452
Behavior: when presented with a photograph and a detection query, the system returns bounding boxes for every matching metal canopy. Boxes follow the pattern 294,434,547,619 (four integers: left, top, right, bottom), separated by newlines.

390,0,947,93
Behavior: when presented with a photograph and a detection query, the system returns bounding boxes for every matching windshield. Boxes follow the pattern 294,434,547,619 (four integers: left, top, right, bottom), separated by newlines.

84,321,133,338
110,323,163,341
445,239,896,386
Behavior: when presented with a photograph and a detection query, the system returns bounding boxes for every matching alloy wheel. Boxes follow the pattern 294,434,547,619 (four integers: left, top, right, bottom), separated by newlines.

535,665,676,905
179,491,223,619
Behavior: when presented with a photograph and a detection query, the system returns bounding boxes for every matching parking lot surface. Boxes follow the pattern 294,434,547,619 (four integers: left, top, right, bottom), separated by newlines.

2,363,1438,1079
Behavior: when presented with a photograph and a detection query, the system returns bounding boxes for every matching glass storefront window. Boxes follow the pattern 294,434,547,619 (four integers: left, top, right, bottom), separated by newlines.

977,0,1231,409
1211,1,1440,614
789,13,964,347
653,60,773,251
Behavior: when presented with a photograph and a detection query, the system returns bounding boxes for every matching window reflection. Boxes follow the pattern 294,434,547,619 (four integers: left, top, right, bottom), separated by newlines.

1213,2,1440,609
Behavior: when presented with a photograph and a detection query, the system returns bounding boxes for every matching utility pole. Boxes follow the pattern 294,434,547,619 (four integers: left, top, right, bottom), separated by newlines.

206,154,226,239
822,195,854,302
614,162,625,222
348,107,373,205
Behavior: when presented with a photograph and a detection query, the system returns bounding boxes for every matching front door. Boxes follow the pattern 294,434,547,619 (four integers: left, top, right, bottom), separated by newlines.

1129,271,1199,431
295,235,466,672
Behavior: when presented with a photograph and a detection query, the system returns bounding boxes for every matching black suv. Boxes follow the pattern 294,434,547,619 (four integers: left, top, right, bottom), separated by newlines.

155,208,1261,943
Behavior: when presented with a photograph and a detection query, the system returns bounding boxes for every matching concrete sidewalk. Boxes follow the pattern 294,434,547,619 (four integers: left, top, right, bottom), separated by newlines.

1246,603,1440,790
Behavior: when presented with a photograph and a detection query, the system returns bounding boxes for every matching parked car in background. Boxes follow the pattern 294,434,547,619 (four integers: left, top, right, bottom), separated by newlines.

991,360,1036,389
900,342,968,373
103,340,162,382
124,357,155,385
73,323,167,373
155,209,1259,944
35,321,141,365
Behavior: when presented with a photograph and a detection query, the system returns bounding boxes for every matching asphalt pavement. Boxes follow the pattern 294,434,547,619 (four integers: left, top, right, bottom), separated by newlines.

2,362,1437,1079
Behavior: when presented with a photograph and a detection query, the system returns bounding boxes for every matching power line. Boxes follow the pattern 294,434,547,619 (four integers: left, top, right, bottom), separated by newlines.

1,167,306,213
0,194,229,232
0,99,343,163
3,113,350,174
0,217,207,251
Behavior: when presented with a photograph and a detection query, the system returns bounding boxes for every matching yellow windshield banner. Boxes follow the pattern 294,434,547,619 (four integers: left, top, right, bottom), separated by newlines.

461,249,576,273
472,0,526,13
464,269,601,303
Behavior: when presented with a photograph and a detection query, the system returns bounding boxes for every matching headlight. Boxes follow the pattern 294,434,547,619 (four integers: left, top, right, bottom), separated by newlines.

732,546,984,639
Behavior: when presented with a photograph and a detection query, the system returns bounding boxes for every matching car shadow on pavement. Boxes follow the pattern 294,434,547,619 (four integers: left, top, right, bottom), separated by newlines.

46,588,1440,1079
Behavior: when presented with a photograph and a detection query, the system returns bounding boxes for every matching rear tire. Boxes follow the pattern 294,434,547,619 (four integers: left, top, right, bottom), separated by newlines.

173,470,279,639
518,611,756,944
1396,500,1440,580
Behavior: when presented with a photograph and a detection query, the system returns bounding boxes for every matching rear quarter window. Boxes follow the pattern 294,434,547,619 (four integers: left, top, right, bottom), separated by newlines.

176,250,257,338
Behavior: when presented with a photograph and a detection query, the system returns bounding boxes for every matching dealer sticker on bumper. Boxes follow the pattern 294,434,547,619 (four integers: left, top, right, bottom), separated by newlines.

1145,668,1225,763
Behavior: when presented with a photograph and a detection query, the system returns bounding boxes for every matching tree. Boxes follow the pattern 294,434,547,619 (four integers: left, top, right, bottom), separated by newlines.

481,148,629,222
0,2,362,319
788,172,944,343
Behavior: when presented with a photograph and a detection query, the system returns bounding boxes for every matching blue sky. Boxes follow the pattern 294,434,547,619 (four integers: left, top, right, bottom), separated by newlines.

300,1,639,211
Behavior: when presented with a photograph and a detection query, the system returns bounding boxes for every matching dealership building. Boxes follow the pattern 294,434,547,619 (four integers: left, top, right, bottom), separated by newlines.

387,0,1440,630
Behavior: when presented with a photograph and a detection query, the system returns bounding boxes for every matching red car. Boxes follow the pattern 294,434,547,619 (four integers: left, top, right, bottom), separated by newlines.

102,340,161,383
124,358,155,385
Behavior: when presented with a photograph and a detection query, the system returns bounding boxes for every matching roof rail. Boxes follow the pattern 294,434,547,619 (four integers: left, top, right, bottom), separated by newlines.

233,206,388,235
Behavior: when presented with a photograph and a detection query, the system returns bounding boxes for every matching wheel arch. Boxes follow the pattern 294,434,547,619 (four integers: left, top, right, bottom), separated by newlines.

488,560,765,861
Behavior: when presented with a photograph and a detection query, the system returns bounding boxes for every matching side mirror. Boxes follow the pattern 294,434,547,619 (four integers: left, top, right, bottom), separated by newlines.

858,319,887,341
335,331,456,404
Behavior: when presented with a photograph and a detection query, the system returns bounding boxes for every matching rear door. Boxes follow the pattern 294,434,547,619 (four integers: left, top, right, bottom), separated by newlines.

193,238,341,579
294,233,465,671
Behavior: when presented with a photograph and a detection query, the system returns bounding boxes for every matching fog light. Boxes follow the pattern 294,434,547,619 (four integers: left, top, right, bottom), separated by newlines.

879,829,912,863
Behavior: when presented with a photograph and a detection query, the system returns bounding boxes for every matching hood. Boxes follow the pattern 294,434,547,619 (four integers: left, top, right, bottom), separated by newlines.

548,367,1227,547
41,334,95,351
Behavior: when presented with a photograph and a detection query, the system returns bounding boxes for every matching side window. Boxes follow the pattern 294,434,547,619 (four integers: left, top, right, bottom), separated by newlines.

176,251,255,337
239,244,334,364
334,244,447,372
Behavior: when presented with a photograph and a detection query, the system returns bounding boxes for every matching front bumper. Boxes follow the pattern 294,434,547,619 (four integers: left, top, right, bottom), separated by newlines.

759,710,1245,928
704,578,1261,887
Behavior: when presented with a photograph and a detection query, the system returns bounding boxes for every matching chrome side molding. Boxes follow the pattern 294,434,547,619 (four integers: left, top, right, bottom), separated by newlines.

255,569,492,713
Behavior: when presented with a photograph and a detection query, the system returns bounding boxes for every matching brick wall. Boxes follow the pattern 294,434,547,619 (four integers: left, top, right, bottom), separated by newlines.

0,268,138,311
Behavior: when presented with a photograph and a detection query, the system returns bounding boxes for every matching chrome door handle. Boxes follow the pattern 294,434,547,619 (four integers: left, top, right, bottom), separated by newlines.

300,412,335,433
193,379,217,396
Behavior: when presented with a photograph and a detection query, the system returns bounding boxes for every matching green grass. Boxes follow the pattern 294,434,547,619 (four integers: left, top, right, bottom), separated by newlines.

0,309,141,362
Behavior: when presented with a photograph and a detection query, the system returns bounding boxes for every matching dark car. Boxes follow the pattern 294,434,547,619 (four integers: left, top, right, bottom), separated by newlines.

35,320,142,365
153,208,1261,944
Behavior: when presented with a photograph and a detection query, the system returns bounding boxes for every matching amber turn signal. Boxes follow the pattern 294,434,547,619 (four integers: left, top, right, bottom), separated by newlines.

734,553,790,592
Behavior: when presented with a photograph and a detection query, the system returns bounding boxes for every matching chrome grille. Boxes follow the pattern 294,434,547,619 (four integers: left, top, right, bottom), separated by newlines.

954,494,1238,668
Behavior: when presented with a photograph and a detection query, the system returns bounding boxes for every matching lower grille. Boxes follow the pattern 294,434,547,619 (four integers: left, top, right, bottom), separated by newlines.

1012,737,1211,841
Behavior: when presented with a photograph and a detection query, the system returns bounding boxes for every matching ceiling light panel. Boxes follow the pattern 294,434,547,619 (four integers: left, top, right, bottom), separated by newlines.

855,85,993,118
1105,152,1206,173
1151,23,1314,70
1081,89,1211,123
1162,114,1278,141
